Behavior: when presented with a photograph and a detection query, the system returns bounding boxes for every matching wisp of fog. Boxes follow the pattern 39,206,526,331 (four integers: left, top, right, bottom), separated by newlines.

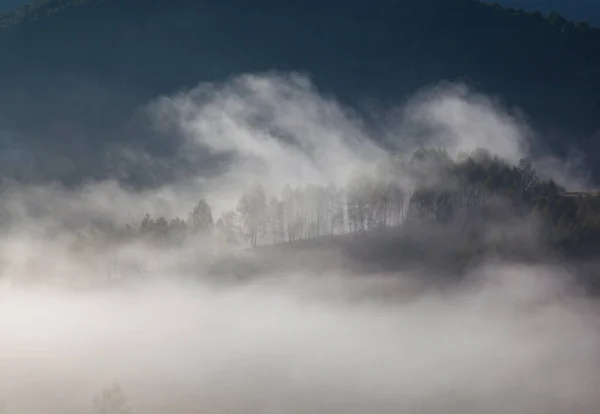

0,73,599,414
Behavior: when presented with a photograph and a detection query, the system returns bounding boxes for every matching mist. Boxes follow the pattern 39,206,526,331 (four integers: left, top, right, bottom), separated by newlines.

1,72,600,413
0,73,574,223
2,263,600,414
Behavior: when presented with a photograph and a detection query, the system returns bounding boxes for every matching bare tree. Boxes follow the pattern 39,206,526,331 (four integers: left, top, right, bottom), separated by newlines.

282,184,296,242
517,157,539,201
237,185,268,247
268,197,285,244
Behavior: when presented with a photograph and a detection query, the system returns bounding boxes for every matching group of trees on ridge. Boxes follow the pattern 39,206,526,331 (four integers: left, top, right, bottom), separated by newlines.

115,148,600,249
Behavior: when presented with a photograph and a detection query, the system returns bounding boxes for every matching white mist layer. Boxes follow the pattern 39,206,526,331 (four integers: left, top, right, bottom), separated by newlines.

0,72,597,414
1,264,600,414
0,72,566,230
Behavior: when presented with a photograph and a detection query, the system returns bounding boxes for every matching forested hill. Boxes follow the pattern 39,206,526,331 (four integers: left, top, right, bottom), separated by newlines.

492,0,600,26
1,0,600,183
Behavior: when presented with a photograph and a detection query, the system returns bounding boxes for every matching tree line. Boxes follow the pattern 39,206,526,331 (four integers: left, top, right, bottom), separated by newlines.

116,147,600,249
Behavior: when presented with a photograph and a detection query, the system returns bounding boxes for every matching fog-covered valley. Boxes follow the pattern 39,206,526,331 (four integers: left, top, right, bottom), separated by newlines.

0,71,599,413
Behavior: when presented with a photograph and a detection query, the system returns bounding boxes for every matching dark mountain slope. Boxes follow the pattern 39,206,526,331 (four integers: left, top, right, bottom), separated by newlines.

1,0,600,184
492,0,600,26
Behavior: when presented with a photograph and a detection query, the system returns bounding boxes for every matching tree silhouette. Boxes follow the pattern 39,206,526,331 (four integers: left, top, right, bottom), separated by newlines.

237,185,268,247
189,199,213,234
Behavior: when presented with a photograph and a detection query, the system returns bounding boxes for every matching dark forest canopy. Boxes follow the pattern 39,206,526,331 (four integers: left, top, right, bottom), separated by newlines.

491,0,600,26
0,0,600,183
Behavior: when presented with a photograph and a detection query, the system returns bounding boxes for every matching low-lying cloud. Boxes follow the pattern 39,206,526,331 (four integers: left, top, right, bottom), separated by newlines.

0,72,560,227
1,264,600,414
0,72,597,414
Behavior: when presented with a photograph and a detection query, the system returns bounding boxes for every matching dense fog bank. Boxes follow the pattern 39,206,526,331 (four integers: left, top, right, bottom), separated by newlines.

1,73,599,413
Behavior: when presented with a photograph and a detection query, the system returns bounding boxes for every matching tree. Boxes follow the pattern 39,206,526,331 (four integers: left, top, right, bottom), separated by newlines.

517,157,539,201
169,217,187,232
346,172,372,232
139,213,154,235
282,184,296,242
154,216,169,236
330,185,346,235
169,217,188,242
389,182,405,227
216,210,240,244
189,199,213,233
237,185,268,247
268,197,285,244
139,214,170,240
548,11,567,28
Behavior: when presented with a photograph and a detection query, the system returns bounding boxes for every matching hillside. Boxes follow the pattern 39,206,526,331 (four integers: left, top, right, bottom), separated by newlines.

492,0,600,25
1,0,600,184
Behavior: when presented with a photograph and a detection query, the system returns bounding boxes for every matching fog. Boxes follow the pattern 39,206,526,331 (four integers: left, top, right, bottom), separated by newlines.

2,262,600,414
0,72,599,413
0,73,583,225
